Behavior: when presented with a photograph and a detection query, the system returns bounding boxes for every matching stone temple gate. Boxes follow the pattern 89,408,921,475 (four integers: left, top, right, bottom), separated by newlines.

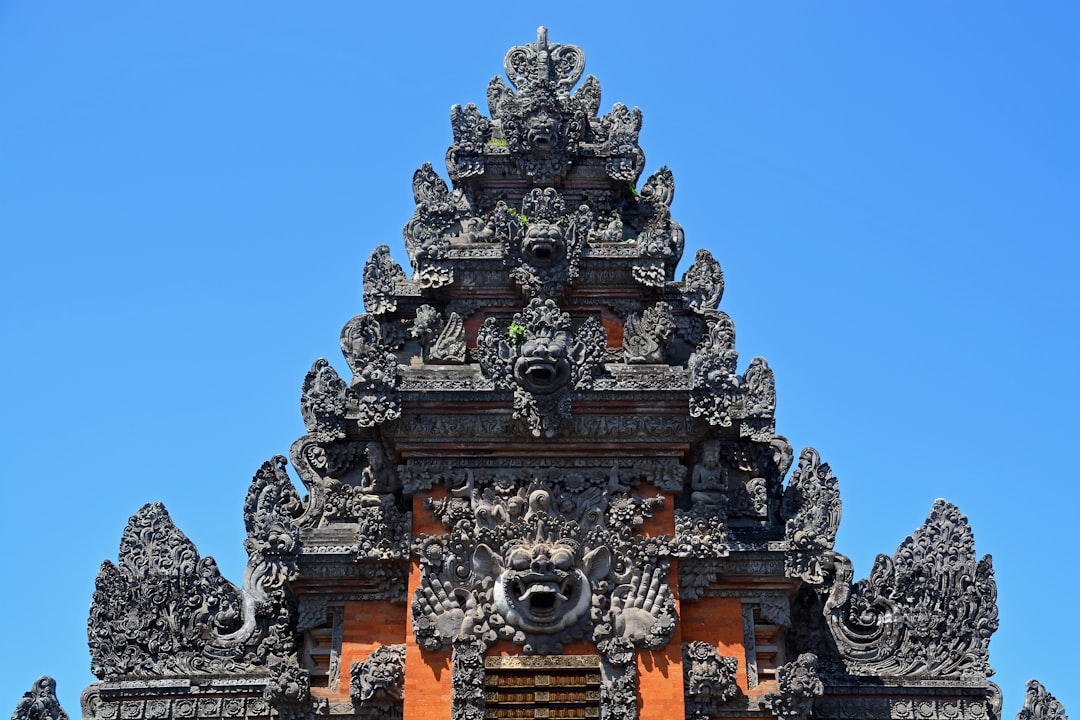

10,27,1068,720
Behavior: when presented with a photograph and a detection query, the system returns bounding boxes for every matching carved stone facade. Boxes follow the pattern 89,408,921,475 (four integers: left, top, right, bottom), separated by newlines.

9,26,1064,720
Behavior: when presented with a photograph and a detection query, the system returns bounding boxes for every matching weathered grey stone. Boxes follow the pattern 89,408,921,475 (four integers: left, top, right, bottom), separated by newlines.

11,677,68,720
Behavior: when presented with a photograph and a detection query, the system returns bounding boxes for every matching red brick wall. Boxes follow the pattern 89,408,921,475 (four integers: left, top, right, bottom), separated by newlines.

403,492,453,720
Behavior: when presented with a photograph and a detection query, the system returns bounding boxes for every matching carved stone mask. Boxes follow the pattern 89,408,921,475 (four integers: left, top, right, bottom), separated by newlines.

525,110,560,152
523,221,566,267
475,541,610,634
514,330,572,394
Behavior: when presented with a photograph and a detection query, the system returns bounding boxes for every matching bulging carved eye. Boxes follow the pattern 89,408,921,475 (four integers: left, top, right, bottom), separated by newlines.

551,549,573,570
510,548,530,570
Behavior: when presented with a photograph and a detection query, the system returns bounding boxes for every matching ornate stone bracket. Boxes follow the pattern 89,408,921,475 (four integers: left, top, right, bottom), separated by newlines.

633,167,683,285
263,657,311,720
403,163,472,287
682,249,724,314
688,313,777,438
363,245,406,315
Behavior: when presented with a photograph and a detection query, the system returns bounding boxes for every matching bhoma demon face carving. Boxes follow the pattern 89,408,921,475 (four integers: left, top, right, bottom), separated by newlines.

475,541,610,634
499,188,592,300
523,221,565,268
514,326,573,395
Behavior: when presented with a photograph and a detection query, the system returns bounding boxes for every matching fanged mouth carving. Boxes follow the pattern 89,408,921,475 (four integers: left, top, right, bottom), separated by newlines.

514,355,571,394
514,576,572,617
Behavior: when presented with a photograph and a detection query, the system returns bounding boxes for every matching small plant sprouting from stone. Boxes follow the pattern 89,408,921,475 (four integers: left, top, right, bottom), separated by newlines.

487,137,508,147
507,207,528,227
507,322,527,344
629,183,639,196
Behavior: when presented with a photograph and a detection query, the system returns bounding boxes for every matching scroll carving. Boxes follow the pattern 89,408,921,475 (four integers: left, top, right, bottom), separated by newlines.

244,456,303,590
824,500,998,679
88,503,280,678
450,639,486,720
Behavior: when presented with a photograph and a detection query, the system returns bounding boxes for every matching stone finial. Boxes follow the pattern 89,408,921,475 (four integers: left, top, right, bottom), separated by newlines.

1017,681,1068,720
503,26,586,94
11,677,68,720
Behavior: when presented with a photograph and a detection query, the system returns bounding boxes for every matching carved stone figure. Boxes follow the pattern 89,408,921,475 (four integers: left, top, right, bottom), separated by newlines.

683,643,740,720
689,439,728,513
350,644,406,720
767,653,823,720
11,678,68,720
411,306,466,364
682,249,725,314
414,473,673,659
498,188,593,299
781,448,841,584
623,302,675,364
363,245,406,315
339,313,401,426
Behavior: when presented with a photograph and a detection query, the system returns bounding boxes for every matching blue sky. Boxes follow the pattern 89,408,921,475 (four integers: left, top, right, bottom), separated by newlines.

1,2,1077,717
